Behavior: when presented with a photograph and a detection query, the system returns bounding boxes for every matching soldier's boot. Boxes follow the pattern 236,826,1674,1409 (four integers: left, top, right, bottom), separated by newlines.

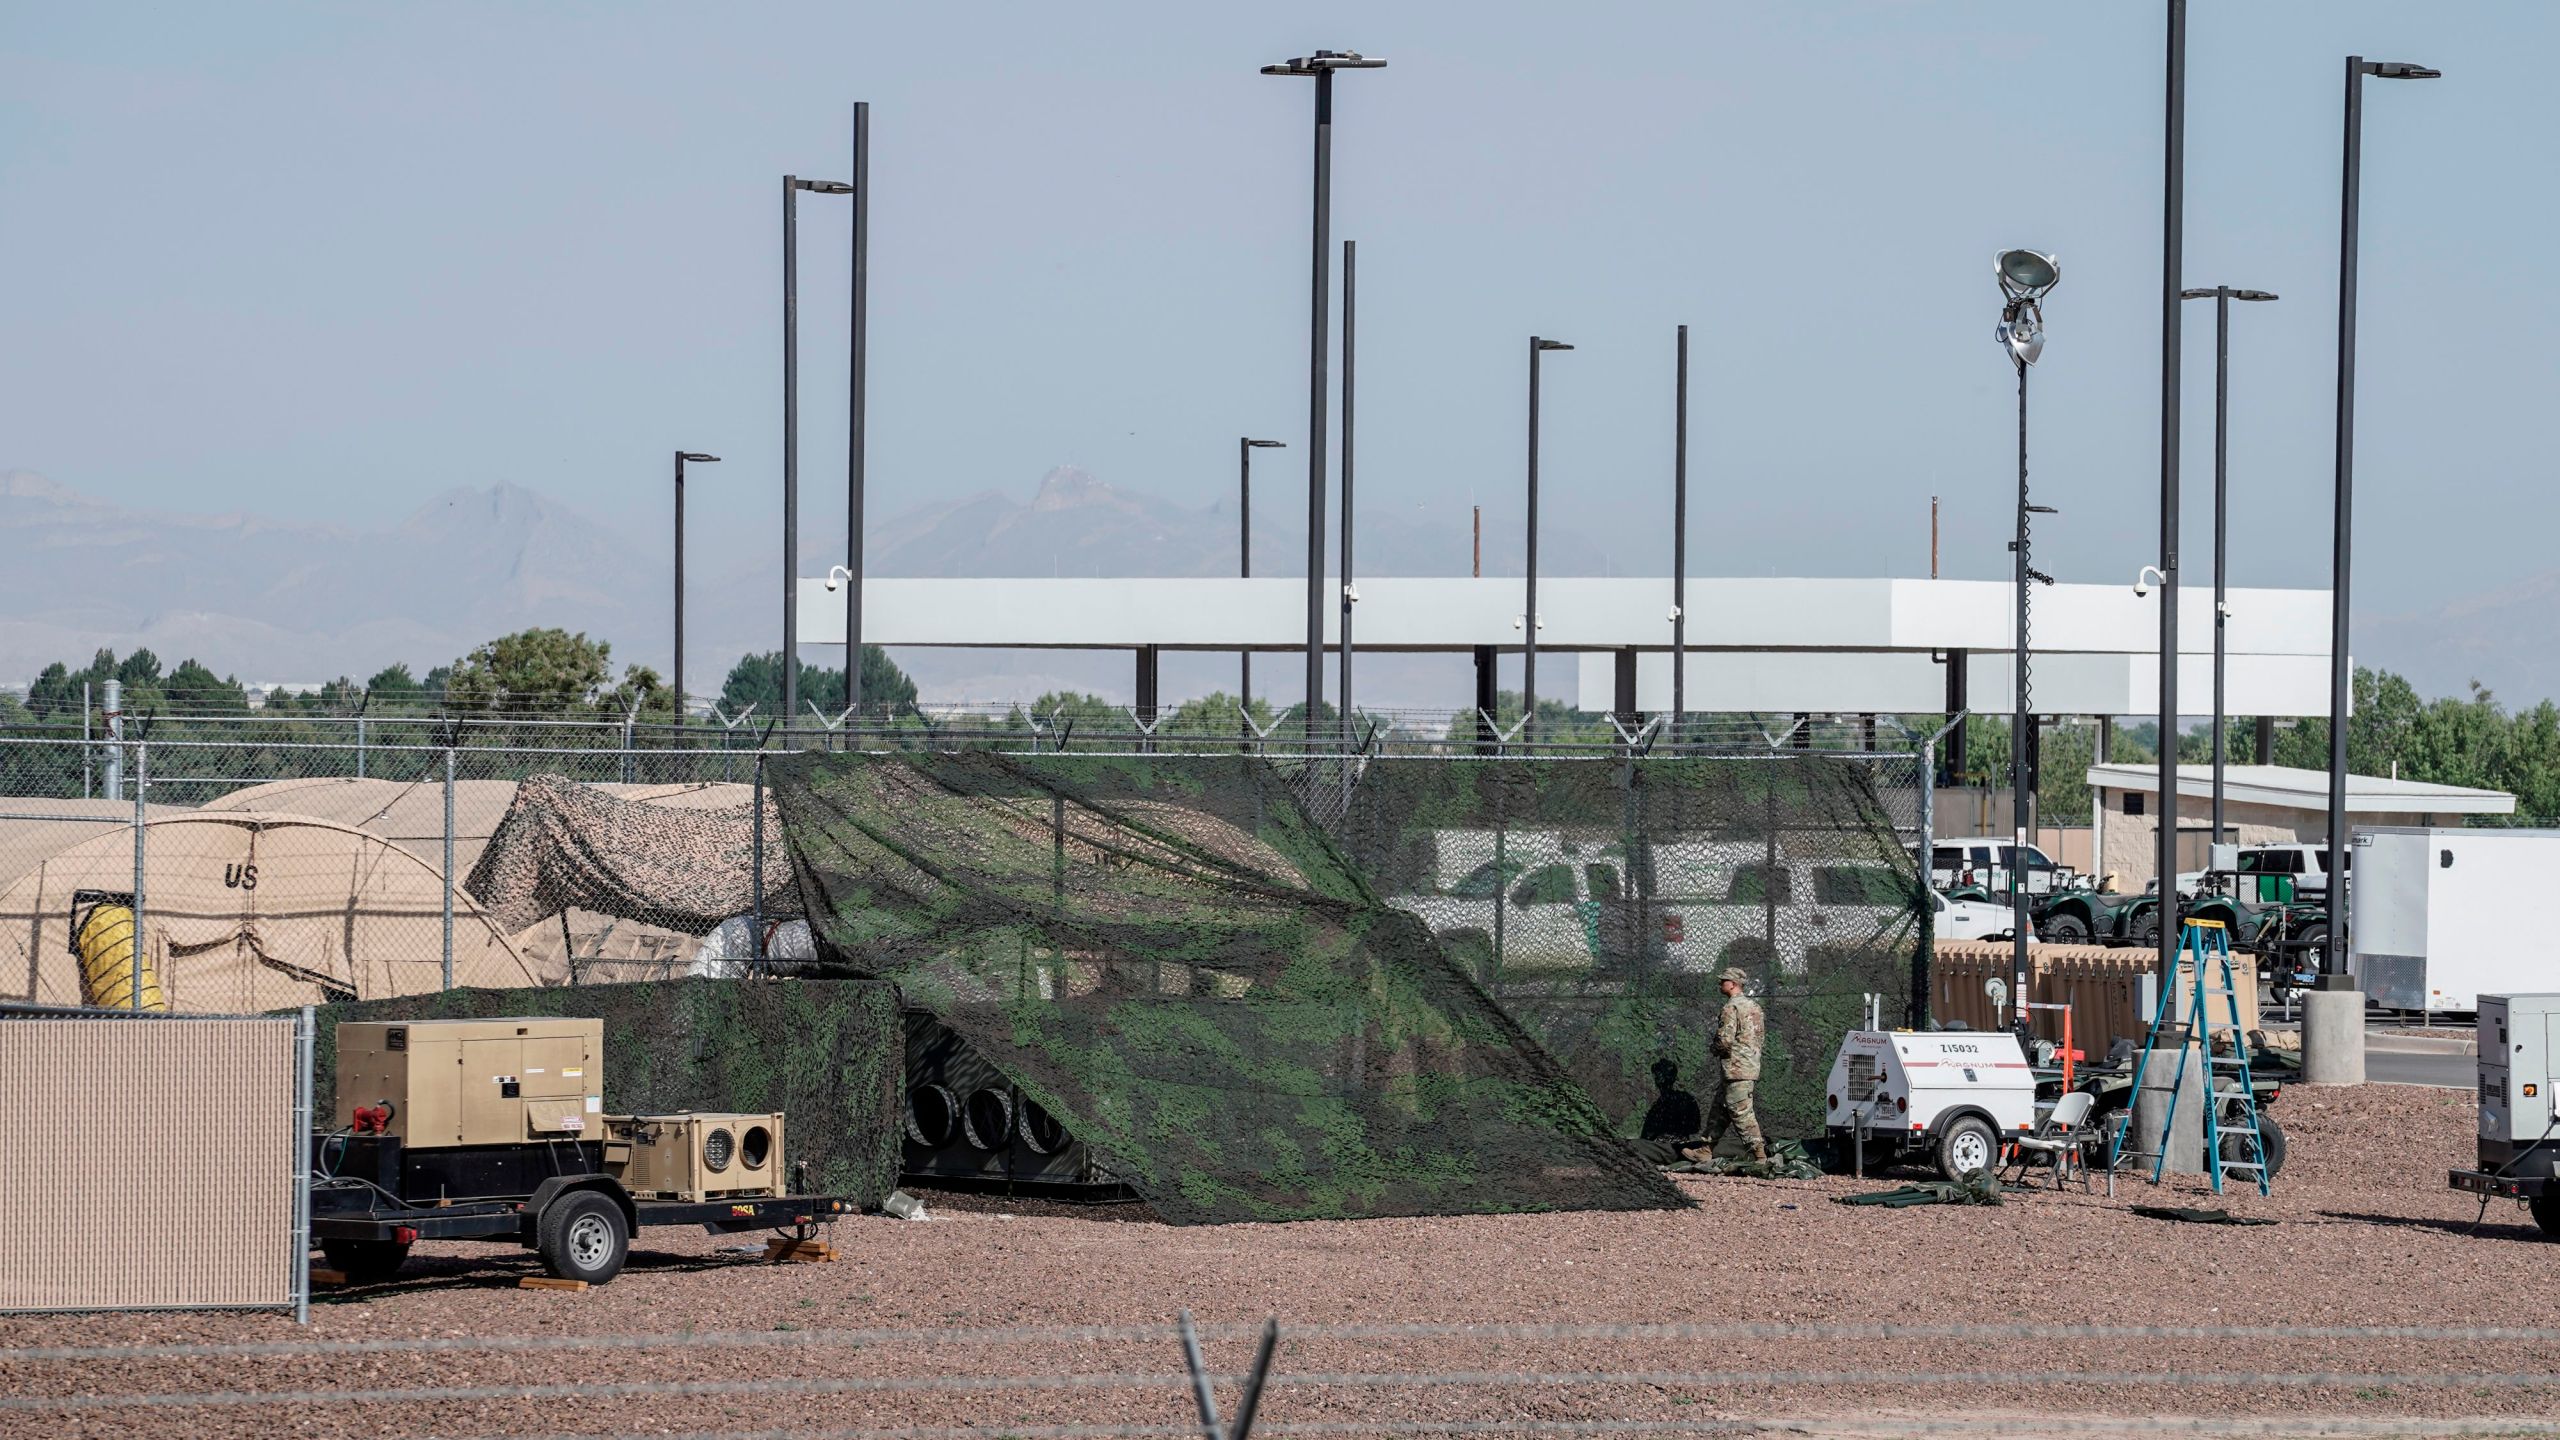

1749,1140,1768,1164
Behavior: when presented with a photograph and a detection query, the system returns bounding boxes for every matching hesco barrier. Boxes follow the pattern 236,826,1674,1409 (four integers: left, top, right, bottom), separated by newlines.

308,979,904,1211
768,749,1928,1224
1932,941,2262,1053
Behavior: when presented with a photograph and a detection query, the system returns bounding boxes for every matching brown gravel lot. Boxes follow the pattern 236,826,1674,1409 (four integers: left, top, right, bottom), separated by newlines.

5,1084,2556,1440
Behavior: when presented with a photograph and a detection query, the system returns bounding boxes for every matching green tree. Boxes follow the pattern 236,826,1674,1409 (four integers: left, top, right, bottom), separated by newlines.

165,659,251,715
718,647,917,719
445,628,627,713
1162,690,1276,737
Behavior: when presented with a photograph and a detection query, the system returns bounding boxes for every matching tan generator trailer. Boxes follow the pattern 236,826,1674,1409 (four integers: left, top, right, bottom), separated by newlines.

312,1018,843,1286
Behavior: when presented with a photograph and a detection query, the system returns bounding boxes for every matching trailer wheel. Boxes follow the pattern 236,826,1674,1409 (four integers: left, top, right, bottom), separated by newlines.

2219,1113,2287,1181
320,1237,410,1285
1935,1115,1998,1182
2531,1195,2560,1240
2295,923,2329,976
537,1191,629,1285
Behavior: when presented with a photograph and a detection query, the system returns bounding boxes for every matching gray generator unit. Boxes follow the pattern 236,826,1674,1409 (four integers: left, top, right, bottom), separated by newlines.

901,1009,1124,1194
2448,993,2560,1236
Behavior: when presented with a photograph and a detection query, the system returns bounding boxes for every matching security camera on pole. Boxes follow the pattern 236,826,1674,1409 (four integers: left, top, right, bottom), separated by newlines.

1993,247,2058,1037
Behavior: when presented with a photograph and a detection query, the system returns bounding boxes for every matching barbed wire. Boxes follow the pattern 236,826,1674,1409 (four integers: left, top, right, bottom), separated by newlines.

13,1317,2560,1366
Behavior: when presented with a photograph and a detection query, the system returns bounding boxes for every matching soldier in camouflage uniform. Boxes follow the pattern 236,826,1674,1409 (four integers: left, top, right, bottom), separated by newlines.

1686,966,1767,1163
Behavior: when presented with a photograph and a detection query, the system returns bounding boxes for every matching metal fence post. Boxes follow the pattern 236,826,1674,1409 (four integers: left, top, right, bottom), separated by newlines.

293,1004,314,1325
82,681,92,798
442,745,456,990
104,678,122,801
356,714,367,779
621,705,637,785
1917,714,1962,1028
751,751,767,967
131,736,147,1010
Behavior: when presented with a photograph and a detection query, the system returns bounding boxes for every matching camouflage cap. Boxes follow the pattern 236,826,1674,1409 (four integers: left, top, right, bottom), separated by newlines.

1718,967,1750,986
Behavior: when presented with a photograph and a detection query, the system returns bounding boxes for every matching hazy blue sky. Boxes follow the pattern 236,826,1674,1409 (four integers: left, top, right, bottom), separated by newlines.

3,2,2549,622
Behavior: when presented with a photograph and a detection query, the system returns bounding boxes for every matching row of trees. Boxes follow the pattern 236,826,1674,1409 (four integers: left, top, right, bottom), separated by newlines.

1950,667,2560,826
14,640,2560,818
10,634,921,725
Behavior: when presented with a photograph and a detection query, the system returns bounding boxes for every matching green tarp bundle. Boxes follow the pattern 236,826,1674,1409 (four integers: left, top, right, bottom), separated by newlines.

308,978,904,1211
767,750,1686,1225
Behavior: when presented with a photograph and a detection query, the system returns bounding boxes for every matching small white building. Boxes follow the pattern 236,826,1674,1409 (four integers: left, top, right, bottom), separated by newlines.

2086,763,2516,892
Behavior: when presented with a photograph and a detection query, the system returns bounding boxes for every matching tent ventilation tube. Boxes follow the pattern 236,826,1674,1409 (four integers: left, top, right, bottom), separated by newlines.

71,890,164,1012
962,1089,1016,1151
904,1085,959,1148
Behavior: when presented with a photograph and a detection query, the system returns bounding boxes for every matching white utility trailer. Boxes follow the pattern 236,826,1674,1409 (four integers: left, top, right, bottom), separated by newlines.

2351,828,2560,1013
1823,1029,2037,1180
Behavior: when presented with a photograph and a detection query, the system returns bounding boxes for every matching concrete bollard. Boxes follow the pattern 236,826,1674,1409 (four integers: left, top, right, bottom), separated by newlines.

2301,986,2367,1085
2130,1038,2208,1176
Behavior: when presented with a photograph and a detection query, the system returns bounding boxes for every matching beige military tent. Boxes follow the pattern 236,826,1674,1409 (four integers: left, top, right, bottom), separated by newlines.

0,798,190,892
0,811,548,1013
198,778,755,979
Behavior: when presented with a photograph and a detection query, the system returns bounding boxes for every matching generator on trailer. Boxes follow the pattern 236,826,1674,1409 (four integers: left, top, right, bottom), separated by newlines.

1823,1029,2038,1181
311,1018,849,1286
2448,994,2560,1235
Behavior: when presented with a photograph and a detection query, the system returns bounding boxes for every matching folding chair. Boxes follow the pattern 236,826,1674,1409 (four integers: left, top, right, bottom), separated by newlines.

2004,1089,2098,1192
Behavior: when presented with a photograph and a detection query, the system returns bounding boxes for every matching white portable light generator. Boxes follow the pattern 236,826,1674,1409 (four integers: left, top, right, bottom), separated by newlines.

1824,1029,2038,1181
2449,993,2560,1236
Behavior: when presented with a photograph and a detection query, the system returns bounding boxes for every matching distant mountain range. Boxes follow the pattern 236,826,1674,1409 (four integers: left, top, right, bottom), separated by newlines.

0,464,2531,708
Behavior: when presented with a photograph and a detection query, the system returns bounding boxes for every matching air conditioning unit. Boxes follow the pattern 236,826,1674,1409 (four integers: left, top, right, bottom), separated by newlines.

606,1112,785,1202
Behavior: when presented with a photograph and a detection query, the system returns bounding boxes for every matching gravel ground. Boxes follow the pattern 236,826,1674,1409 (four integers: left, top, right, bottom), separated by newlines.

4,1084,2554,1440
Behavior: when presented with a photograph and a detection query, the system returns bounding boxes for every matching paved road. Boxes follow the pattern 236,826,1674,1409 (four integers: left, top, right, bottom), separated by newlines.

2368,1047,2473,1089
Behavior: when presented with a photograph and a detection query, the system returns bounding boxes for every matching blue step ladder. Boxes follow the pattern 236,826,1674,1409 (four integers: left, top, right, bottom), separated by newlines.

2106,918,2272,1196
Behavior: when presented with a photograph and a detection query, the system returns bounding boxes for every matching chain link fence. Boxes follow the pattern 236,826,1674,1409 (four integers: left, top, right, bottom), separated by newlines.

0,721,1938,1140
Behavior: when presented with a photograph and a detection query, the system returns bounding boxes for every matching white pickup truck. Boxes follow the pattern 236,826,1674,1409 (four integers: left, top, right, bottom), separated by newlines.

1385,831,1916,977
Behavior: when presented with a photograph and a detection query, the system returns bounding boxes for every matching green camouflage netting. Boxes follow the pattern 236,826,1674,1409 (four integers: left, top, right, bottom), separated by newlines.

307,978,903,1209
767,750,1686,1225
1318,756,1924,1144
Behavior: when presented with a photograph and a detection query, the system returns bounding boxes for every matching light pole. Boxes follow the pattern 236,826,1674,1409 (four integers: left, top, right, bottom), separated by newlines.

2324,57,2440,984
1261,49,1385,741
782,173,854,733
1339,238,1358,743
1238,437,1284,719
2155,0,2187,992
1522,337,1572,734
1993,248,2058,1027
673,451,721,727
845,102,871,719
1670,324,1690,746
2180,285,2278,845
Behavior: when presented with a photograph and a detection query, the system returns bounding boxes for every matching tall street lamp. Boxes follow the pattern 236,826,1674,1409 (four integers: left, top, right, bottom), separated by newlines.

2323,57,2440,990
1994,248,2058,1026
2180,285,2278,844
2153,0,2187,992
845,103,872,719
1670,324,1691,745
1522,336,1573,734
1261,49,1385,741
1238,436,1285,720
782,174,854,732
673,451,721,727
1339,239,1358,742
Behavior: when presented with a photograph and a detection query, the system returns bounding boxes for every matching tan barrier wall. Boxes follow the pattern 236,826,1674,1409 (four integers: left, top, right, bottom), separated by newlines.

0,1012,306,1314
1931,942,2260,1056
